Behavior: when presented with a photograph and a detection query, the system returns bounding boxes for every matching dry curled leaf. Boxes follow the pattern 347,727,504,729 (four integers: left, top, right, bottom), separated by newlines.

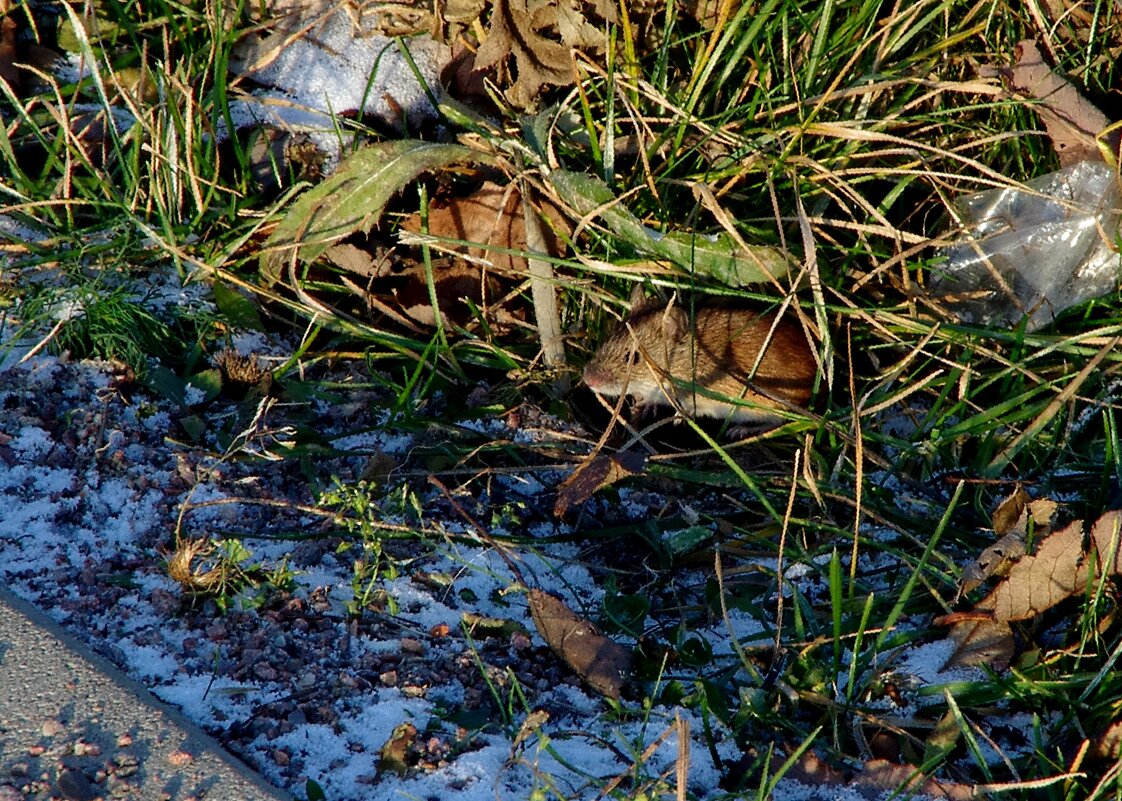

378,722,417,776
992,486,1031,536
364,0,488,39
553,449,646,517
475,0,570,106
512,709,550,749
993,40,1115,165
474,0,614,105
528,588,631,698
956,531,1028,600
957,490,1055,598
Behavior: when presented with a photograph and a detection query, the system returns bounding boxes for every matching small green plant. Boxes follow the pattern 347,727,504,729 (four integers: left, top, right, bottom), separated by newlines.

319,479,409,615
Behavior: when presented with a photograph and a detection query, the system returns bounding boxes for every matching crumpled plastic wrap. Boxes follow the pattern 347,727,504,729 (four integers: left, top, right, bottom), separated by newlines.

931,160,1121,331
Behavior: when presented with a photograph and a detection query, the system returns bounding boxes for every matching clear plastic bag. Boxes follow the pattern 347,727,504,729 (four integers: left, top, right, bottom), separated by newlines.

931,161,1121,331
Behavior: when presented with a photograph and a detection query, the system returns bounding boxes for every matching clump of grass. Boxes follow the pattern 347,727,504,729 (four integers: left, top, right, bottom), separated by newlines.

166,535,296,612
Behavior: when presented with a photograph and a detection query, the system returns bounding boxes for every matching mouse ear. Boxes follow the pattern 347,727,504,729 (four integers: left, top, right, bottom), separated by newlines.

628,282,646,309
660,304,689,341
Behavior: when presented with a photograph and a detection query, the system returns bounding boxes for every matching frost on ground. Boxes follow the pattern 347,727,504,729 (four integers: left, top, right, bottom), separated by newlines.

0,345,760,800
0,278,986,801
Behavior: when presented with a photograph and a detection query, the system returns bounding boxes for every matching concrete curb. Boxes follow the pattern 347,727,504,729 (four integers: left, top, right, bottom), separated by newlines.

0,585,294,801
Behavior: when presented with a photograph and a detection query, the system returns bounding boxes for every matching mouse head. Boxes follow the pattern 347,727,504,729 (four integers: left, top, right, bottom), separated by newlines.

581,290,688,400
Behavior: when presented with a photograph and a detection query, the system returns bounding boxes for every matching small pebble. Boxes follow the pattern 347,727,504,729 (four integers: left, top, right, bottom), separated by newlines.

112,754,139,777
56,767,96,801
107,774,136,796
167,750,193,767
73,741,101,757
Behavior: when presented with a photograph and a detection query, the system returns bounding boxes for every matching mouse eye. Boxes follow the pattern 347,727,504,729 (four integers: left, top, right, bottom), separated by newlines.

628,350,641,367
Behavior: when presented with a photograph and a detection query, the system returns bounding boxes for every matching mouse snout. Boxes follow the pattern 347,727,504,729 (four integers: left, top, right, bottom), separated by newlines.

582,363,613,393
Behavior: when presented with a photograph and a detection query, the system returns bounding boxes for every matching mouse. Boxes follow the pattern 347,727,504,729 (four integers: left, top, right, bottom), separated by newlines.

582,295,816,427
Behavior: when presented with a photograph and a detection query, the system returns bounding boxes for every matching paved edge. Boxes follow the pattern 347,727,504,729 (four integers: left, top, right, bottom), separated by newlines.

0,584,295,801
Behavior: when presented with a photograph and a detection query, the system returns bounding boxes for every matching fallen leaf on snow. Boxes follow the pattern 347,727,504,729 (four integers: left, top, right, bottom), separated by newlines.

553,449,646,517
528,588,632,698
378,722,417,776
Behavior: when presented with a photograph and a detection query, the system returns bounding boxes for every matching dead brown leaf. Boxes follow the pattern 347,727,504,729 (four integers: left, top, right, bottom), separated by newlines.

390,180,569,327
957,490,1054,598
378,722,418,776
942,615,1015,671
553,449,646,517
859,759,976,800
999,40,1114,165
943,510,1122,670
441,44,495,112
983,518,1083,622
528,588,631,698
400,181,569,275
1088,509,1122,577
475,0,571,106
682,0,741,30
349,0,488,41
324,243,382,278
786,751,975,800
992,486,1031,536
956,532,1028,600
474,0,614,106
392,260,499,328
